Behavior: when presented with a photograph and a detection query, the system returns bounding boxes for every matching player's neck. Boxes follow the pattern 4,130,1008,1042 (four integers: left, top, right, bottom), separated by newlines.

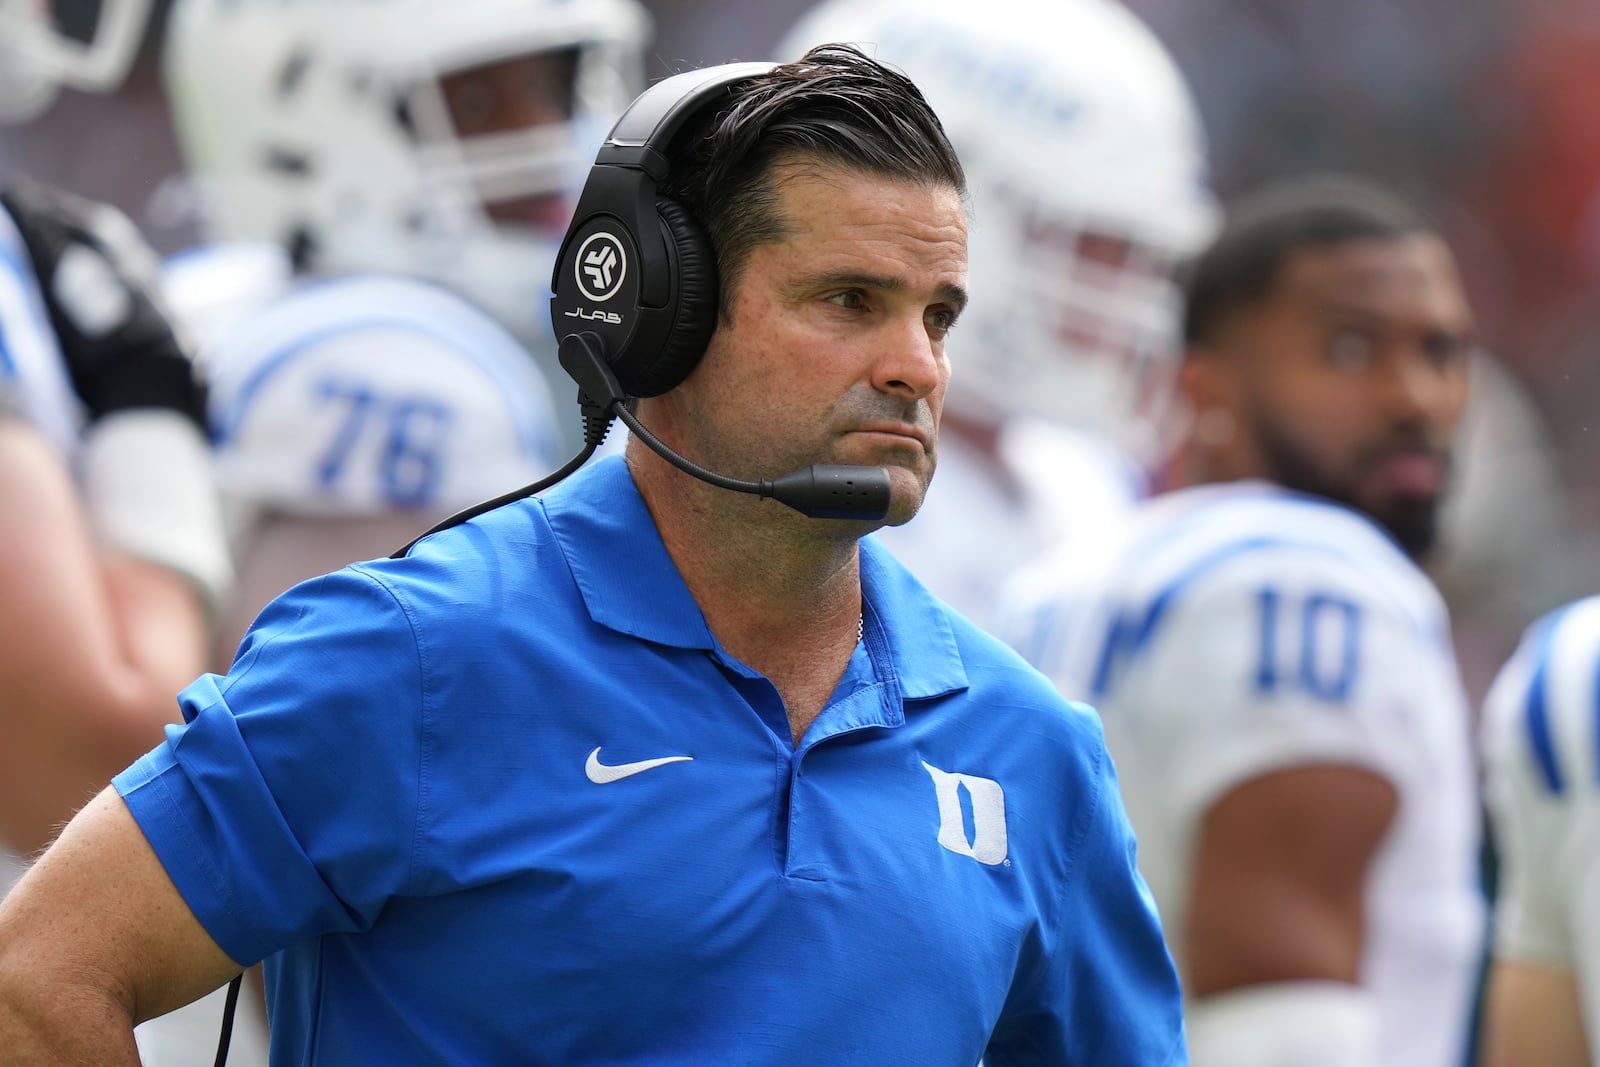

1164,426,1267,492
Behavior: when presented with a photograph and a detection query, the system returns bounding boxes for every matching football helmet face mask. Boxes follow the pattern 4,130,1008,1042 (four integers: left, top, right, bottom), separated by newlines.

0,0,153,122
778,0,1217,463
162,0,651,341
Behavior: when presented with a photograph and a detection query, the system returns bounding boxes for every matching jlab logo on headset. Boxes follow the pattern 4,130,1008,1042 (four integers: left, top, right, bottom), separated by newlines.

565,306,623,325
574,232,627,303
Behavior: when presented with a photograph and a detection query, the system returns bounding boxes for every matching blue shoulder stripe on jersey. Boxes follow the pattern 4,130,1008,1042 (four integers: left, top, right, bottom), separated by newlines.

1521,606,1574,796
213,316,548,459
1091,534,1289,697
1134,485,1413,576
1089,528,1437,699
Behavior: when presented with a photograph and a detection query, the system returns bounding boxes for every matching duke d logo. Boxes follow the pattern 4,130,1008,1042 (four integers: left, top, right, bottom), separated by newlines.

922,761,1008,866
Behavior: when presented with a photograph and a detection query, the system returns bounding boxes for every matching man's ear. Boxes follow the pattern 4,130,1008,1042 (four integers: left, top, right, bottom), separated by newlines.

1177,343,1223,412
1177,345,1240,453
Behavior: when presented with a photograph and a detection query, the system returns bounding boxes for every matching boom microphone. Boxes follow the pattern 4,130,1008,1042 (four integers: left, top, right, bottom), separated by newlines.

559,332,893,521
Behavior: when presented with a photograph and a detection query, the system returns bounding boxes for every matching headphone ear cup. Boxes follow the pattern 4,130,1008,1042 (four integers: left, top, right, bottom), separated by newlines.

616,197,719,398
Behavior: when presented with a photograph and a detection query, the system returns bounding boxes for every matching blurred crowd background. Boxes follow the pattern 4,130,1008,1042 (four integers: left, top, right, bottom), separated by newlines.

6,0,1597,698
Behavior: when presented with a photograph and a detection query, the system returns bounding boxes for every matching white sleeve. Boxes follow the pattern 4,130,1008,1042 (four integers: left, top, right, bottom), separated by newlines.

1186,981,1380,1067
1482,599,1600,974
1100,547,1438,818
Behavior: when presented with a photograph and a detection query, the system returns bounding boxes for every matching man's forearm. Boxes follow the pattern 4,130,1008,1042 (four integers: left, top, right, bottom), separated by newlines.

0,979,143,1066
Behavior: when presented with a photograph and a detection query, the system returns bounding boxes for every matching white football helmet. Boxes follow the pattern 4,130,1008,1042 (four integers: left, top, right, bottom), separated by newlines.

0,0,153,122
778,0,1217,462
161,0,651,341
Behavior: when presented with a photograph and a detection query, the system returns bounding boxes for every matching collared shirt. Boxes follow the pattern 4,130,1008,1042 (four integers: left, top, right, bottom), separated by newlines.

117,455,1183,1065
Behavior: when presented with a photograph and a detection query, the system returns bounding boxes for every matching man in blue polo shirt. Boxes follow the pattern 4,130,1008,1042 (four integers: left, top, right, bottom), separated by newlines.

0,45,1184,1065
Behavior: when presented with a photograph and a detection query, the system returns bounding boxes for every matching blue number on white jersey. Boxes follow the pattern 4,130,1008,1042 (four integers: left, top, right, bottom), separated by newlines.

1254,587,1362,702
314,378,454,510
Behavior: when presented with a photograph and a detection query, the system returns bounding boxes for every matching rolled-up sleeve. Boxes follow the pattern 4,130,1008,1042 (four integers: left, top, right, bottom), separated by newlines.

115,566,426,966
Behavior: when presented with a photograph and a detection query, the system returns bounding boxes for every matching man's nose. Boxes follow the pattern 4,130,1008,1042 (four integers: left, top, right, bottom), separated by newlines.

873,314,945,400
1384,348,1462,427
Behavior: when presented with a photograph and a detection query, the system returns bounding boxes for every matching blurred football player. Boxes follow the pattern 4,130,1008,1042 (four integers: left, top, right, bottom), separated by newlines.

775,0,1217,620
0,0,222,878
1479,598,1600,1067
999,175,1485,1066
162,0,649,350
0,177,229,868
157,0,651,656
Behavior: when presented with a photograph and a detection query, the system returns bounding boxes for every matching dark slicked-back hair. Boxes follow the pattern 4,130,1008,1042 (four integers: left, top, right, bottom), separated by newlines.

1183,174,1433,347
659,44,966,317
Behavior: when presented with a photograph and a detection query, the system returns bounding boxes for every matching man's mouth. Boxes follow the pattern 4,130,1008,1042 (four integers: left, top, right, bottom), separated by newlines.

851,424,931,451
1367,448,1447,496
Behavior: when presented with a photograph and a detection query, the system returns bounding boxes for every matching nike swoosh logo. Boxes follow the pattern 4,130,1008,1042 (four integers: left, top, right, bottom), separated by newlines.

585,747,693,784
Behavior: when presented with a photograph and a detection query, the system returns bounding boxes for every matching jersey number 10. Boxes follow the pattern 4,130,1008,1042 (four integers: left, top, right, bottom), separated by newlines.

1253,587,1362,703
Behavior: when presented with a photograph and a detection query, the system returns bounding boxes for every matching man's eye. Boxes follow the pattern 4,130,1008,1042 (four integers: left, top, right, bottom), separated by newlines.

927,307,959,334
828,290,867,310
1327,330,1375,369
1423,333,1469,370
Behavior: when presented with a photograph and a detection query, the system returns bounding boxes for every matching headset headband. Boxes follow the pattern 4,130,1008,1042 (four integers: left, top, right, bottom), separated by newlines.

597,62,778,173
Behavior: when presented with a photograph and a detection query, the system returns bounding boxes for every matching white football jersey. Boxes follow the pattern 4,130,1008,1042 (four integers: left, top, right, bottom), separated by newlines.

0,202,84,459
189,261,566,525
1482,596,1600,1046
873,416,1146,626
998,481,1485,1067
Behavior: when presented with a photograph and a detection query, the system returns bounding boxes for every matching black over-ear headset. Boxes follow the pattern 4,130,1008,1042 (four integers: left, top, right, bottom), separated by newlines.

550,61,776,399
545,60,893,524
